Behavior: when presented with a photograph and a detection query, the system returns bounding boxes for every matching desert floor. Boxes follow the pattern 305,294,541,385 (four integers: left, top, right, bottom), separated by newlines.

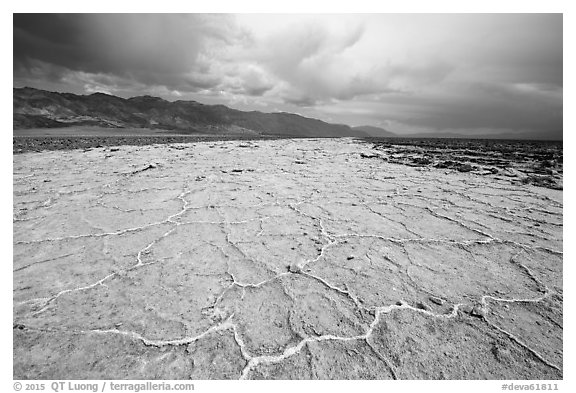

13,138,562,379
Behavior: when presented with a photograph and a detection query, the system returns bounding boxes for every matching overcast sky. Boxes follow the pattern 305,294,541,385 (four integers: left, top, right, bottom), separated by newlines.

13,13,562,136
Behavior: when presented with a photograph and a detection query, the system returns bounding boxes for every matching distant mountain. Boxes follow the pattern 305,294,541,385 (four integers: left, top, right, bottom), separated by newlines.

402,130,563,141
353,126,561,141
352,125,397,137
13,87,370,138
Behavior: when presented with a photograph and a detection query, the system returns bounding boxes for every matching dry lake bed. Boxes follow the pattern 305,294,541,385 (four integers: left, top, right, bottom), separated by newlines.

13,138,563,379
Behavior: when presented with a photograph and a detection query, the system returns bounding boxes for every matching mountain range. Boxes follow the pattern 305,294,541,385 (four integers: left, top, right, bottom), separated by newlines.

13,88,561,140
13,87,377,138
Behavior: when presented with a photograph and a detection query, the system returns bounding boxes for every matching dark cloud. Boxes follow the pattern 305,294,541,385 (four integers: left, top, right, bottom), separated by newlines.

13,14,563,138
355,80,562,134
14,14,243,92
283,94,319,107
458,14,563,87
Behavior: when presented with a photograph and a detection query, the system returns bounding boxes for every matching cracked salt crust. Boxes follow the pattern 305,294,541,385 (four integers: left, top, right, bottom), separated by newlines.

13,138,562,379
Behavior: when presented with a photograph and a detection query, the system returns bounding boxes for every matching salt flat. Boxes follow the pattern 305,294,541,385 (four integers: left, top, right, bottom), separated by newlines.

13,138,563,379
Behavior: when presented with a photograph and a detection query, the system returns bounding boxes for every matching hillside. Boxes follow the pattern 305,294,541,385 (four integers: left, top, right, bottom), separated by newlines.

13,87,369,138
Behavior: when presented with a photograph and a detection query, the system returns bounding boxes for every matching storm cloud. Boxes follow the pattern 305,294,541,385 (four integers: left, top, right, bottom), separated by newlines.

14,14,245,92
13,13,562,137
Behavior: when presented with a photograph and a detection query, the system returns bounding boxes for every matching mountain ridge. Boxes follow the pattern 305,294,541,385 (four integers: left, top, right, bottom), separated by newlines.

13,87,369,138
13,87,562,140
